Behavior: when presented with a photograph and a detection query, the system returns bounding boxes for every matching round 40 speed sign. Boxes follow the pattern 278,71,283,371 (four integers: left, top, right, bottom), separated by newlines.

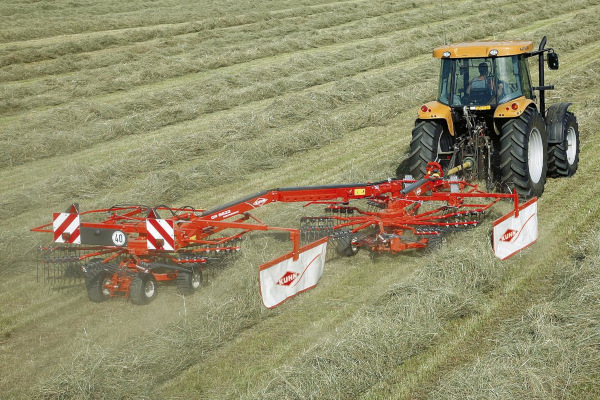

111,231,127,246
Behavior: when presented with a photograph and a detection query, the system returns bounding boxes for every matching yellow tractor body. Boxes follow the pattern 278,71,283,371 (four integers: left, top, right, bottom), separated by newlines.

403,36,579,199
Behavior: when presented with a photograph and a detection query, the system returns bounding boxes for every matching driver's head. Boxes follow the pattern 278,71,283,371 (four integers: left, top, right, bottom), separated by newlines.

478,62,488,76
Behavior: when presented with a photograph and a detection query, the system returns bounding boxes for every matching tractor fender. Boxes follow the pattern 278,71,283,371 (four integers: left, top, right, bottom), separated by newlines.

545,102,572,144
494,96,535,119
417,101,455,136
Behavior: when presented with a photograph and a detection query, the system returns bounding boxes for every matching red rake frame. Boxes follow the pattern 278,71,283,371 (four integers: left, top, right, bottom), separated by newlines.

32,162,525,304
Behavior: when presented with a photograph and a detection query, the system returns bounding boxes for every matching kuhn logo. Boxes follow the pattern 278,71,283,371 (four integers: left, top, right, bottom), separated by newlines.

277,271,299,286
500,229,517,242
253,197,268,207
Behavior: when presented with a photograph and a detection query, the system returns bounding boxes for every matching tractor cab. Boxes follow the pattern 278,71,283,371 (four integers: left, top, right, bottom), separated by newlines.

433,40,544,109
437,55,534,108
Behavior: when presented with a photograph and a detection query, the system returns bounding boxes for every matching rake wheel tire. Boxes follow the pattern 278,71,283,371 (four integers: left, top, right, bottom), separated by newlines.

87,270,112,303
84,259,105,286
336,236,359,257
177,267,203,295
407,120,451,179
547,111,579,177
499,107,548,198
424,235,443,253
130,273,158,305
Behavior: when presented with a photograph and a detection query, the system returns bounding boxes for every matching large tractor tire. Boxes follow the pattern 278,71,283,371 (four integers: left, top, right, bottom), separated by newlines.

407,120,452,179
176,267,202,295
130,273,158,305
499,107,548,198
547,111,579,177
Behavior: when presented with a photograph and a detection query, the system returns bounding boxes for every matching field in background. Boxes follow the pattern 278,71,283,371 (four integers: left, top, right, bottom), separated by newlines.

1,0,600,398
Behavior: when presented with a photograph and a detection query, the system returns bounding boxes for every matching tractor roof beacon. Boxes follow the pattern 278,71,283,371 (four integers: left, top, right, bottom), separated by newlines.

405,36,579,198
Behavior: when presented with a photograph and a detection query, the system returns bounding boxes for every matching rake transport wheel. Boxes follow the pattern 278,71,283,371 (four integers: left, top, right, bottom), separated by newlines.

548,111,579,177
176,266,203,295
423,235,444,253
130,273,158,305
85,259,116,303
499,107,548,198
336,236,359,257
86,270,113,303
407,120,453,178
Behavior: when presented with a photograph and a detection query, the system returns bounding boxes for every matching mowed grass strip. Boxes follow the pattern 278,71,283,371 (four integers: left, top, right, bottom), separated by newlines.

2,0,595,169
0,0,360,43
1,0,599,398
0,0,410,77
0,0,421,70
0,0,594,225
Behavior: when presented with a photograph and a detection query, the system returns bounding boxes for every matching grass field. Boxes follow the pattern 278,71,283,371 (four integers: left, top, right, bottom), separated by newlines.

1,0,600,398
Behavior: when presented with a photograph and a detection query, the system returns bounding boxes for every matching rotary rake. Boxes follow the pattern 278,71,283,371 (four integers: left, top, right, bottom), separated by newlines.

32,161,538,307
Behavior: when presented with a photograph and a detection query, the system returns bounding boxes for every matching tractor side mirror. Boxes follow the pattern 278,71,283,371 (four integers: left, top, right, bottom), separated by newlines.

547,52,559,70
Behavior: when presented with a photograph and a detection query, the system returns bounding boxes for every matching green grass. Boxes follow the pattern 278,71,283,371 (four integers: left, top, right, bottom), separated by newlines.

1,0,600,398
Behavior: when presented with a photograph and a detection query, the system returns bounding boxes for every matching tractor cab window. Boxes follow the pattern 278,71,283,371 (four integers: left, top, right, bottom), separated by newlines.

438,57,497,106
438,56,532,107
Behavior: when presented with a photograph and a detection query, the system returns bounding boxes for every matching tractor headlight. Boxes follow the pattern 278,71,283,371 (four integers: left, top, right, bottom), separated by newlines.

489,49,498,56
442,51,451,58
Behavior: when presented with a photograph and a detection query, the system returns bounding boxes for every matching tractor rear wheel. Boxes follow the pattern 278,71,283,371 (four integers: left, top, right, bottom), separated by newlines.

130,273,158,305
86,270,112,303
547,111,579,177
176,267,203,295
407,120,453,178
499,107,548,198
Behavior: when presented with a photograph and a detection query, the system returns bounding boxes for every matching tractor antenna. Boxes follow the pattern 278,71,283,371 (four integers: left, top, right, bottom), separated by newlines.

441,0,447,45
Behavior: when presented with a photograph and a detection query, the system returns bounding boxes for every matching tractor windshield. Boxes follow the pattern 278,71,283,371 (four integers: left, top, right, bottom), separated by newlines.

438,56,532,107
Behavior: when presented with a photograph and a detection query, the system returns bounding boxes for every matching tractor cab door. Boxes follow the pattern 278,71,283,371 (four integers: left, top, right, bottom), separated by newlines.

494,55,533,104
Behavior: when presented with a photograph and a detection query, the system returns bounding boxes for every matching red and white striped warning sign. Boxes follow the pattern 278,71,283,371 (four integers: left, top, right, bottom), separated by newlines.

53,212,81,244
146,218,175,251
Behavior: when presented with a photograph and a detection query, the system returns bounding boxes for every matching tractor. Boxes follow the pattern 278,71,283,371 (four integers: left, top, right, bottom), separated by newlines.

405,36,579,198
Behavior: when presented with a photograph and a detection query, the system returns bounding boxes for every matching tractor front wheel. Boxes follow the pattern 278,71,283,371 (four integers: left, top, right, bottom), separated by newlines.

499,107,548,198
130,273,158,305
